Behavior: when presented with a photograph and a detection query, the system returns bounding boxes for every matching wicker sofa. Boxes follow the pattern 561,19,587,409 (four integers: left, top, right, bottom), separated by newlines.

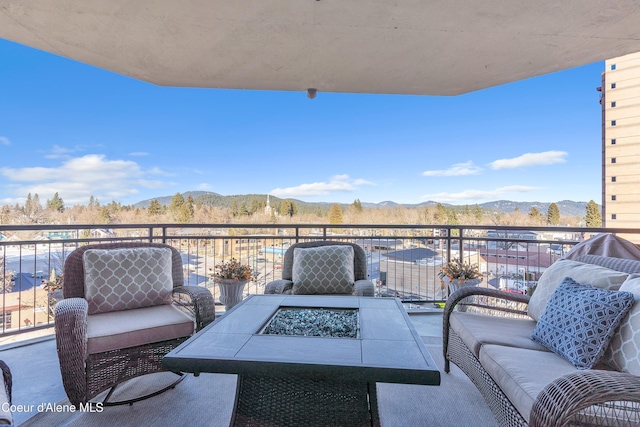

443,254,640,427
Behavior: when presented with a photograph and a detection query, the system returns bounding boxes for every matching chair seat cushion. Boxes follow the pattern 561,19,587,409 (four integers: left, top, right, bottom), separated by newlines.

480,344,578,420
291,245,355,295
450,312,549,358
87,304,194,354
84,247,174,315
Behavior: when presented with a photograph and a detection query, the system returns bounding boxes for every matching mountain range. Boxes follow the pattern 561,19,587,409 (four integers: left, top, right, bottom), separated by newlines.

134,192,591,217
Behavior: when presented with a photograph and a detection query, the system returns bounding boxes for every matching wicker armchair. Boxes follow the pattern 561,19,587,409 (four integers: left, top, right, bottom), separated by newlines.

54,242,215,407
0,361,11,425
264,241,374,296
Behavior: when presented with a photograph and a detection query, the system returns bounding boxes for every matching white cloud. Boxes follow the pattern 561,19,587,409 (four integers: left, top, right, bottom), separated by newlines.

0,154,172,205
422,161,482,177
421,185,540,203
44,144,85,159
0,136,10,146
490,151,568,170
129,152,149,157
270,175,373,198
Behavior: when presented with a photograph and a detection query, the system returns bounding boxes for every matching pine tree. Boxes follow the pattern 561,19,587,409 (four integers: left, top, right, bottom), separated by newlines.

529,207,542,220
352,199,363,213
585,200,602,227
328,203,343,224
434,203,447,224
98,206,111,223
169,193,185,221
547,203,560,225
47,192,65,212
148,199,163,216
473,205,483,224
238,201,249,216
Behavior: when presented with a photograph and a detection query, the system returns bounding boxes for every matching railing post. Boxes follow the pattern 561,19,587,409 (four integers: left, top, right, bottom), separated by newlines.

445,227,452,263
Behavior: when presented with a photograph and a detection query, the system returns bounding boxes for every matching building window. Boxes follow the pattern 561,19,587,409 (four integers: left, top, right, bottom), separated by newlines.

612,195,617,201
611,139,617,145
612,158,617,163
612,176,617,182
612,214,617,220
611,64,617,70
611,120,617,126
611,101,616,107
0,312,11,328
611,83,617,89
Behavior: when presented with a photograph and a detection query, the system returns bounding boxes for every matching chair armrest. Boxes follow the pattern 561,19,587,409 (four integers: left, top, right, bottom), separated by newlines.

0,360,11,405
354,279,374,296
54,298,88,407
172,286,216,332
443,287,530,372
265,279,293,294
530,370,640,427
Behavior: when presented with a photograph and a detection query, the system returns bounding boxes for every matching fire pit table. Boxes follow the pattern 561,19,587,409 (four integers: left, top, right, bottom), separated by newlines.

163,295,440,427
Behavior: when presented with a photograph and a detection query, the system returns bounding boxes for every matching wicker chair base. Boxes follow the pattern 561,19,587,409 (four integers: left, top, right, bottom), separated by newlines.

447,329,527,427
233,374,379,427
85,337,188,404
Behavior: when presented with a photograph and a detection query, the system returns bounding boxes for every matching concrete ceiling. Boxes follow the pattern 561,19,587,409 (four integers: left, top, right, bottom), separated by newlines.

1,1,640,96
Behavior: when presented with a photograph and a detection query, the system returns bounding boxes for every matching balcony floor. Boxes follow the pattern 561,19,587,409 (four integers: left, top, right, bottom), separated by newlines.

0,309,482,426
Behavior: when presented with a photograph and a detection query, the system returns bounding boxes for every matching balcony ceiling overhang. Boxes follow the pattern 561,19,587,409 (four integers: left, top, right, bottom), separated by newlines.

1,1,640,96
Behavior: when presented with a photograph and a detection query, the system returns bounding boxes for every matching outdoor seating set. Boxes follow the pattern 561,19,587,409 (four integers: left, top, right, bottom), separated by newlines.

43,236,640,426
47,240,379,425
443,237,640,426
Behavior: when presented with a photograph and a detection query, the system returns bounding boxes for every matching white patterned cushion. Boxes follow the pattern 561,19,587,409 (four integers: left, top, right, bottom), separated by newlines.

531,277,634,369
292,245,355,295
602,274,640,375
528,259,629,321
84,248,174,315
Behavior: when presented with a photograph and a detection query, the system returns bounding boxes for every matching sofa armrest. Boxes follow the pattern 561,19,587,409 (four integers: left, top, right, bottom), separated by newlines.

54,297,89,407
265,279,293,294
354,279,374,296
530,370,640,427
443,287,530,372
172,285,216,331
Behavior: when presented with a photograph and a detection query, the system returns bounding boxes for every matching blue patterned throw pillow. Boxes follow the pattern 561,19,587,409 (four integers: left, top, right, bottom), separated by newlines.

531,277,634,369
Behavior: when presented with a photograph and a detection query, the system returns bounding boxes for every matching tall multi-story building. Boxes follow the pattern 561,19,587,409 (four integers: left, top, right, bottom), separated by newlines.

601,52,640,237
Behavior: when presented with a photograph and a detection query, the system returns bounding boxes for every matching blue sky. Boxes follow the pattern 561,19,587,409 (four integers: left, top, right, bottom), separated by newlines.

1,38,604,207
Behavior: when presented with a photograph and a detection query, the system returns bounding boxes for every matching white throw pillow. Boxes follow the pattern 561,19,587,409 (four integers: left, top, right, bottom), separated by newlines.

84,247,174,315
528,259,628,321
602,274,640,375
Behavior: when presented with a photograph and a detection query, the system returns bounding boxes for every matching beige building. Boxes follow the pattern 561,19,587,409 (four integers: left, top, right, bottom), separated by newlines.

602,53,640,239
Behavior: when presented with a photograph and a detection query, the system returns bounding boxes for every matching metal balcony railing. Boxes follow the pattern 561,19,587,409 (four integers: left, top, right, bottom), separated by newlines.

0,223,636,338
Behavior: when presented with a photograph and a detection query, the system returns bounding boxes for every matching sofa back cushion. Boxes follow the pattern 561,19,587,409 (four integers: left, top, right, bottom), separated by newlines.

602,274,640,375
84,247,174,315
528,259,629,321
291,245,355,295
531,278,634,369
